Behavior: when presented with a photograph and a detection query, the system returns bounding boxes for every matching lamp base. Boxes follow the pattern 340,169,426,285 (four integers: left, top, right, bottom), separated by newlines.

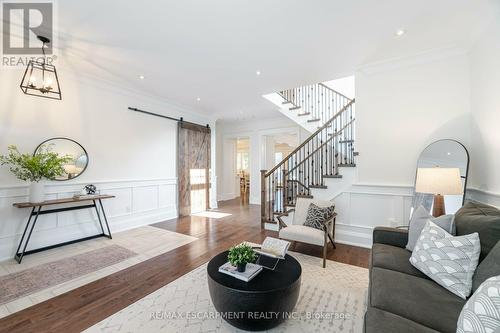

432,194,446,217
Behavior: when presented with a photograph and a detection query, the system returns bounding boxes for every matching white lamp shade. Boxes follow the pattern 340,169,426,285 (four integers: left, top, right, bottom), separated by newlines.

415,167,463,195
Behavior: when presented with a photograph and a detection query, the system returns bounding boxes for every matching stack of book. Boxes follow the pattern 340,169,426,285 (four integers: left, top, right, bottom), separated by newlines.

218,262,263,282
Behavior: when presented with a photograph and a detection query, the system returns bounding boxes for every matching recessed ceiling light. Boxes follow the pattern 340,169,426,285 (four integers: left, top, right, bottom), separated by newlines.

256,70,261,76
196,97,201,101
138,75,145,80
395,29,405,37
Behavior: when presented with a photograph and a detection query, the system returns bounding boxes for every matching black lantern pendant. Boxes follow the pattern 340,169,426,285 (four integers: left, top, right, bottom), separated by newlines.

20,36,62,100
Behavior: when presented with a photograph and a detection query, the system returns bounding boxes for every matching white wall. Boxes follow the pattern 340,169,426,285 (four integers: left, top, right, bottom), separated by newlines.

355,50,472,187
0,67,213,261
468,16,500,195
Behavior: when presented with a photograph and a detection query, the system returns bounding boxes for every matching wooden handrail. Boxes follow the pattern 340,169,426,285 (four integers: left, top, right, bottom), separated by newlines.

265,99,355,177
285,118,355,175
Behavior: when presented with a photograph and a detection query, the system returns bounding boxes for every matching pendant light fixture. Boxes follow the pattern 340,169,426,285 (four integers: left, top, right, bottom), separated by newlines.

20,36,62,100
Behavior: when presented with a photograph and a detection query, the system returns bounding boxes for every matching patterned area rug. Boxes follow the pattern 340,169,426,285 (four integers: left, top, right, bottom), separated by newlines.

0,245,136,305
86,252,369,333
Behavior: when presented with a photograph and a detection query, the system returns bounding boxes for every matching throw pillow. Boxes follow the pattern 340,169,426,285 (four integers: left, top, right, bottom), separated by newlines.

406,205,455,251
457,275,500,333
303,203,335,231
409,221,481,299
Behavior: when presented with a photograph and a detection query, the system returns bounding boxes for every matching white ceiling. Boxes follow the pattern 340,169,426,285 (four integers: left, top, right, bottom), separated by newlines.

27,0,500,120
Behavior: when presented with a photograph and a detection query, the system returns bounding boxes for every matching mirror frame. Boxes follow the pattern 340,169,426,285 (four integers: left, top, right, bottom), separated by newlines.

34,137,89,181
412,139,470,211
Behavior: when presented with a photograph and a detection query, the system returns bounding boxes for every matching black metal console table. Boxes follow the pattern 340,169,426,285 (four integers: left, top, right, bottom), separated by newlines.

13,195,115,263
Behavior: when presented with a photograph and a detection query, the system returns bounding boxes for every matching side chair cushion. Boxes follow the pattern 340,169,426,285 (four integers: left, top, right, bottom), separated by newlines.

303,203,335,230
279,225,325,246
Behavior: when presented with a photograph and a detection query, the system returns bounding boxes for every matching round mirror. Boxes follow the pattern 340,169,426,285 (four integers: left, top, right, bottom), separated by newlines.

34,138,89,181
411,139,469,217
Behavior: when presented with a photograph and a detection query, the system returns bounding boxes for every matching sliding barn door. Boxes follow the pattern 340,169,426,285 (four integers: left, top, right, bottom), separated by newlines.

178,122,211,216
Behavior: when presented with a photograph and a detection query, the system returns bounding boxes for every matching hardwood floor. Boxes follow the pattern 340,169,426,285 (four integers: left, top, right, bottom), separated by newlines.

0,198,370,333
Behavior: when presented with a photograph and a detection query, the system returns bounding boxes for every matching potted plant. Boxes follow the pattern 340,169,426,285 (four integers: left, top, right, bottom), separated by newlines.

0,145,72,203
228,243,257,272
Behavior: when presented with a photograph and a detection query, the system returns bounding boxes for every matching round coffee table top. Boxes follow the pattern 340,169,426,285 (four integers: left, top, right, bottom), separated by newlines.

207,250,302,293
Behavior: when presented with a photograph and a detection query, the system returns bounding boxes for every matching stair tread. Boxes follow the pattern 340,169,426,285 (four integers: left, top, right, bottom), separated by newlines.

309,185,327,189
282,101,292,104
323,174,343,178
296,194,314,198
297,112,311,116
289,106,301,110
339,139,355,143
307,119,321,123
338,163,356,167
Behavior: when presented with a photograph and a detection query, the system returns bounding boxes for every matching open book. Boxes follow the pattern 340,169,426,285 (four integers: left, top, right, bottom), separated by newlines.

255,237,291,259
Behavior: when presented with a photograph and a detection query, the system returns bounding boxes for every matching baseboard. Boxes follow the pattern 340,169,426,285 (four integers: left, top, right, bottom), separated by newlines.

0,207,178,262
217,192,238,201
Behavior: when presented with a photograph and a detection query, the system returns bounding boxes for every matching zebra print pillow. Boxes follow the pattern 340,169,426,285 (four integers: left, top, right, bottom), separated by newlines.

303,203,335,230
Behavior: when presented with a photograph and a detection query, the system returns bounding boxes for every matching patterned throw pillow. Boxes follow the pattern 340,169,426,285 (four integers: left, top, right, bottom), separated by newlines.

457,275,500,333
409,221,481,299
303,203,335,231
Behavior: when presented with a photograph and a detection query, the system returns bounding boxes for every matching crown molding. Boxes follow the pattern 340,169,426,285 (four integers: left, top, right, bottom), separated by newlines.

357,45,469,76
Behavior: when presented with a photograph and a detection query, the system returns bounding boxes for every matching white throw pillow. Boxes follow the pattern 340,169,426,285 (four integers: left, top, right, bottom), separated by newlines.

457,275,500,333
406,205,455,251
409,221,480,299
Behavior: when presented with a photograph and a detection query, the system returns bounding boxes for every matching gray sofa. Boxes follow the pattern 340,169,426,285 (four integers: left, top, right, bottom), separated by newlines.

364,201,500,333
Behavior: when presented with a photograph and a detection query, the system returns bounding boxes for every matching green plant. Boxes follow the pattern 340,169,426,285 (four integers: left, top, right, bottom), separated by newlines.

228,243,257,266
0,145,72,182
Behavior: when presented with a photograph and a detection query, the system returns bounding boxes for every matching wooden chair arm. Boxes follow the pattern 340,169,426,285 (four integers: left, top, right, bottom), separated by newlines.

275,209,294,229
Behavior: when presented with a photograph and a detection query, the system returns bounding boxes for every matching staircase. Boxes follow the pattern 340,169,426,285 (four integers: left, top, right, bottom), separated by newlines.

261,83,356,226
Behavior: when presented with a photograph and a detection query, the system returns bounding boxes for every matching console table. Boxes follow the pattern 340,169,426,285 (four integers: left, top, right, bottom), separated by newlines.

12,195,115,263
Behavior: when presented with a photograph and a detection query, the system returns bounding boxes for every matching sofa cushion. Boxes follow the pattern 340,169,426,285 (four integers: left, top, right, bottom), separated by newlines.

365,307,440,333
473,240,500,292
371,243,427,279
370,267,465,333
279,225,324,246
455,201,500,261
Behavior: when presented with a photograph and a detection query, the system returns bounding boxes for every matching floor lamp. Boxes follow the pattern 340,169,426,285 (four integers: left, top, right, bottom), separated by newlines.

415,167,463,217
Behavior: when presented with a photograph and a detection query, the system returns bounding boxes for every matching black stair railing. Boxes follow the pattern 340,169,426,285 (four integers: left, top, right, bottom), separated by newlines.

278,83,352,125
261,98,355,226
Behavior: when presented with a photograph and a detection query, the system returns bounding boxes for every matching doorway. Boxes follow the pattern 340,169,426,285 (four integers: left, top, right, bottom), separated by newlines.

236,138,250,203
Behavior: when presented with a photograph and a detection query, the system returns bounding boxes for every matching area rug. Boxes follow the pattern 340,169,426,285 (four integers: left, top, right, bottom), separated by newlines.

0,245,135,305
85,252,369,333
0,226,198,318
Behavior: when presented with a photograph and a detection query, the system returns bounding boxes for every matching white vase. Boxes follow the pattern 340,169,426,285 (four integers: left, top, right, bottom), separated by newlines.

29,182,45,203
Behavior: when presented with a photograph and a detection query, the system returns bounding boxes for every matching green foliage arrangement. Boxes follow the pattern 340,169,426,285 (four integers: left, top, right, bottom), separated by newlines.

228,243,257,267
0,145,72,182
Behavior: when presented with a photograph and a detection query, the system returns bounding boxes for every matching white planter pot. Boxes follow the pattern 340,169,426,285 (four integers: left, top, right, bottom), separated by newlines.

29,182,45,203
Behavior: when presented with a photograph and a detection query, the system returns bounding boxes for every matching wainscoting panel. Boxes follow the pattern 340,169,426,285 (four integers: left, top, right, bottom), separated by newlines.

332,185,413,248
132,186,159,213
266,184,414,248
0,179,178,261
466,188,500,208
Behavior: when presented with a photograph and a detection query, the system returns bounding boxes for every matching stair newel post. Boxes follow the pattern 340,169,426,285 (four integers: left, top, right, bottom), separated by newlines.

260,169,267,227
